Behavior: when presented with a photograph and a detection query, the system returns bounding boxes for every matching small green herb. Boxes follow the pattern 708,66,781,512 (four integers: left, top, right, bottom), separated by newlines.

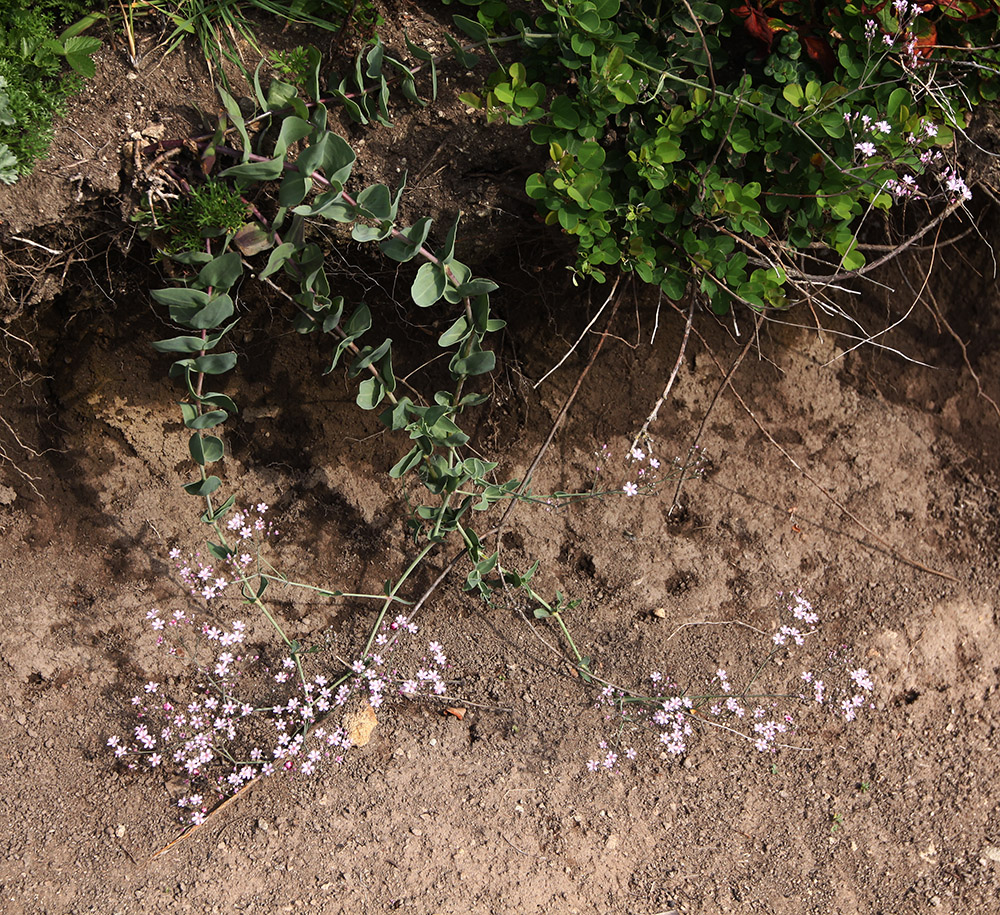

137,180,250,256
0,1,101,182
268,46,315,90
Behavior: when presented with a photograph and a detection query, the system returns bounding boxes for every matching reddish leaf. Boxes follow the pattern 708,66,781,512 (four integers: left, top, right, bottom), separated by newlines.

928,0,992,21
913,20,938,57
733,4,777,50
800,33,836,75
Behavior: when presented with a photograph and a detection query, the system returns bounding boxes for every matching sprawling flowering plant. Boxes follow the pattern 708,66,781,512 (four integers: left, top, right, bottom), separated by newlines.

585,592,876,772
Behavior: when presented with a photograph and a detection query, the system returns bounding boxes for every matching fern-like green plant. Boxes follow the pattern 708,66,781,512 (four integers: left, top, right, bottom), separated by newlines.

0,2,101,181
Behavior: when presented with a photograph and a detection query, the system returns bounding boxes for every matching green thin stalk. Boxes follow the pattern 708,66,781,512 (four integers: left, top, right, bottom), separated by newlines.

361,541,437,657
257,571,413,604
523,584,584,665
245,591,310,692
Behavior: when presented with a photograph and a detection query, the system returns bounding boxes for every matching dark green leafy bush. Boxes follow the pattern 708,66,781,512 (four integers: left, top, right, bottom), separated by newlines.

444,0,997,313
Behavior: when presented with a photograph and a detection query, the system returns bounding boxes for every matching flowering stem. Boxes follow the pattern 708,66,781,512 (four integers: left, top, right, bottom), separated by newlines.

524,585,584,664
553,614,583,665
247,592,310,693
256,572,413,605
362,541,437,658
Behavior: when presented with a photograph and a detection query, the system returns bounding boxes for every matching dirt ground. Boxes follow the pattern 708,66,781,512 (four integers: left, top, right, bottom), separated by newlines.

1,8,999,915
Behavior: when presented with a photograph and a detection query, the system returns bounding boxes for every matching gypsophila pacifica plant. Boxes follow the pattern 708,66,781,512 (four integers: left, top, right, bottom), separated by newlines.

584,591,876,771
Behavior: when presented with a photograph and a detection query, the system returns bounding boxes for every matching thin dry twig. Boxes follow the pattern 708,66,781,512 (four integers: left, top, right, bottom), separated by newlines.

664,619,769,643
842,225,975,252
727,379,958,581
630,300,694,454
924,286,1000,423
669,316,760,512
10,236,63,255
150,776,261,860
495,282,625,541
785,200,964,284
533,276,620,389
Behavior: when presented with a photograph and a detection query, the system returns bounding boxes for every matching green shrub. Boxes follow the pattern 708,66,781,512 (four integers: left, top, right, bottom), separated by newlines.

446,0,997,313
0,1,101,183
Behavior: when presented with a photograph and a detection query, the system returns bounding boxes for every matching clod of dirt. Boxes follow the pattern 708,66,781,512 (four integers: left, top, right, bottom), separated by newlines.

343,699,378,747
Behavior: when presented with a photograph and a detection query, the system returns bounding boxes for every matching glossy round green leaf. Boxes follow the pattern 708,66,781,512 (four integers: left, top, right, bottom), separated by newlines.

411,262,446,307
189,433,224,464
183,475,222,496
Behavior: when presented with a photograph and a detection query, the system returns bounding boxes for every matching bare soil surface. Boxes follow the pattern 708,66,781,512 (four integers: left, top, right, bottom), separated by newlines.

1,8,999,914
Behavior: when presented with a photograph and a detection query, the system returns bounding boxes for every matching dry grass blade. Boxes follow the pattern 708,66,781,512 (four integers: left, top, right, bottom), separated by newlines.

495,278,624,541
631,299,694,454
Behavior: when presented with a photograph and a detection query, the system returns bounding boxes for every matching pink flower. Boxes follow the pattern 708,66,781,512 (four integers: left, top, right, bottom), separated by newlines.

623,482,638,497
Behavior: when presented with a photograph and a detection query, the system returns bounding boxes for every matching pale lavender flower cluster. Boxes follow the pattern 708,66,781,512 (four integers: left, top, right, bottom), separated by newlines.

356,614,450,705
772,589,819,647
110,600,450,826
584,591,875,771
844,110,971,206
595,441,705,500
171,502,277,601
108,607,354,825
622,444,662,497
940,167,972,204
398,639,449,700
868,1,924,69
587,672,694,771
652,695,694,755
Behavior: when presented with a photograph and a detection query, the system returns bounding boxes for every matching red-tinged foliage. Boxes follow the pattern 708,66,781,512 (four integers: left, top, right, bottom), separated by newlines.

732,0,992,69
799,32,837,74
913,19,939,57
732,3,780,50
860,0,998,20
731,1,836,72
